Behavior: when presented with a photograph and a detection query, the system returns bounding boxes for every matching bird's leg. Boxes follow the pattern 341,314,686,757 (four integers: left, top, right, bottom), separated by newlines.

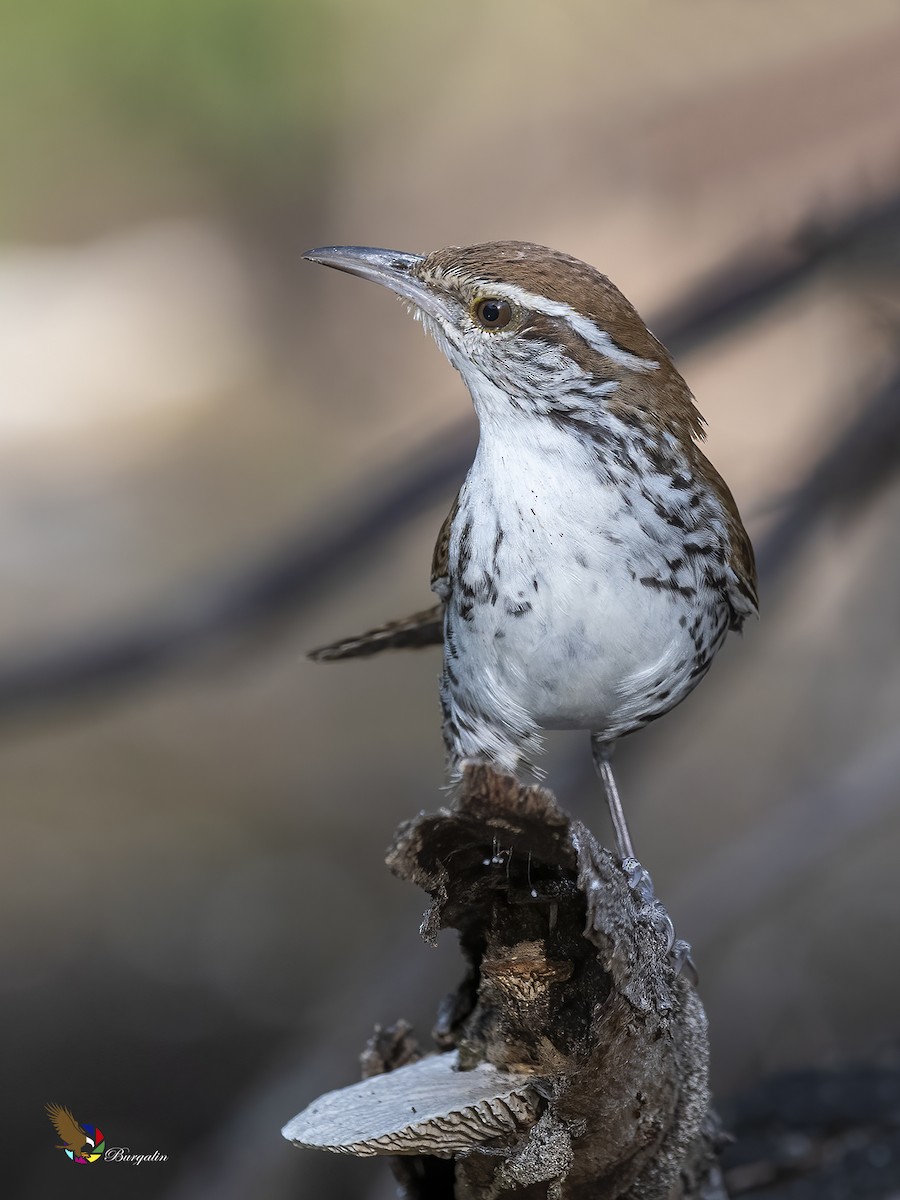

589,734,696,982
590,736,635,862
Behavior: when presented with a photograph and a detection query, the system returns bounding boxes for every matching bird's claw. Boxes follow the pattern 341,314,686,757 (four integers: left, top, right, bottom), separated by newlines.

621,857,697,981
622,856,656,905
671,939,699,986
648,903,677,953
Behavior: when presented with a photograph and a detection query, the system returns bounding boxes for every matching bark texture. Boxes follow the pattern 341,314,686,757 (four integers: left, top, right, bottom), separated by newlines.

284,764,726,1198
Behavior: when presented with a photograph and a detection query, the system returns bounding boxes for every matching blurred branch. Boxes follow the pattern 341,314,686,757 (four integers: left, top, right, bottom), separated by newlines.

757,358,900,579
0,189,899,717
0,422,476,717
660,188,900,356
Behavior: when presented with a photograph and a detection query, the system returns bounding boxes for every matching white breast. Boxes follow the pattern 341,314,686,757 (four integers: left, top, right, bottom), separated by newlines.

442,413,724,759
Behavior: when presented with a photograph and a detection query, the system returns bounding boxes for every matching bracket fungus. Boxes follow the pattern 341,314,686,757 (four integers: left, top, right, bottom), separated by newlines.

282,1049,540,1157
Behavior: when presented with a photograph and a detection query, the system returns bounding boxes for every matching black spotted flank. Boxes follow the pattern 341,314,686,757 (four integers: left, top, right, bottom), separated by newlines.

458,518,473,561
639,575,697,600
652,500,688,531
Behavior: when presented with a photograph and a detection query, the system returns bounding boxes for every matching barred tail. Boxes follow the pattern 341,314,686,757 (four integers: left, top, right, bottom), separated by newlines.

308,605,444,662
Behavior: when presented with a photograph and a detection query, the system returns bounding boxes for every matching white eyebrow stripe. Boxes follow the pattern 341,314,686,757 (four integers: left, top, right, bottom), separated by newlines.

487,281,660,373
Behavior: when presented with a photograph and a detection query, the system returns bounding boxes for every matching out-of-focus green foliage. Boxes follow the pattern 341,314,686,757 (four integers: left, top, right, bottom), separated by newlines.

0,0,339,233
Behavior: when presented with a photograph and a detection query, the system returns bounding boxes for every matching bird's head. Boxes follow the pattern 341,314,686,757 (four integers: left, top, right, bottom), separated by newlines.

304,241,704,443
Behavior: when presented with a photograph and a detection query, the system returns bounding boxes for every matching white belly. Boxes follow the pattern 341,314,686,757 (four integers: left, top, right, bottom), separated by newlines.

453,511,700,733
482,558,695,731
440,422,728,765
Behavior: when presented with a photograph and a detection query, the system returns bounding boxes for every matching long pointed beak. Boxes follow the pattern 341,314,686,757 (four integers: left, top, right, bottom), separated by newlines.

303,245,453,324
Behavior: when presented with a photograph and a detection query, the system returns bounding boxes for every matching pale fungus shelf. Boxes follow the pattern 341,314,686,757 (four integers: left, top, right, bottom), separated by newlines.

282,1050,540,1157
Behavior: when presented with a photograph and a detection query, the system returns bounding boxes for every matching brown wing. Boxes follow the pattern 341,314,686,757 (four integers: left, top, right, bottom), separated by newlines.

430,491,458,598
692,451,759,626
725,506,759,624
46,1103,87,1150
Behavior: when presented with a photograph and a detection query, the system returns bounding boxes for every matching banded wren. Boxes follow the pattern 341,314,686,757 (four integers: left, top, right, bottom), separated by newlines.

306,242,757,866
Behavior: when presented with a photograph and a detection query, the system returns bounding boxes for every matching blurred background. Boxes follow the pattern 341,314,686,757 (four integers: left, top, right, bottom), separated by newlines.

3,2,900,1197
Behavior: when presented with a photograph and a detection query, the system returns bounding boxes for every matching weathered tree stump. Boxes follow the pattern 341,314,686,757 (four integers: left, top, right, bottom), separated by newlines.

283,765,726,1198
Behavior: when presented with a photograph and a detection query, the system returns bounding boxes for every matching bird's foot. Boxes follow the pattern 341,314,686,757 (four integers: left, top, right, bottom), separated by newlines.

670,939,699,986
622,857,698,985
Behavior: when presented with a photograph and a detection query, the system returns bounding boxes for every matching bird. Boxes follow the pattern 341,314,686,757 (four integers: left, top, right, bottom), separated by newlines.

45,1103,92,1157
305,241,757,868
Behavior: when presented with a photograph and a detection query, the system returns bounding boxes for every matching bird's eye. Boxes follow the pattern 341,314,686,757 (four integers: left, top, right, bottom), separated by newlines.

474,298,513,331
